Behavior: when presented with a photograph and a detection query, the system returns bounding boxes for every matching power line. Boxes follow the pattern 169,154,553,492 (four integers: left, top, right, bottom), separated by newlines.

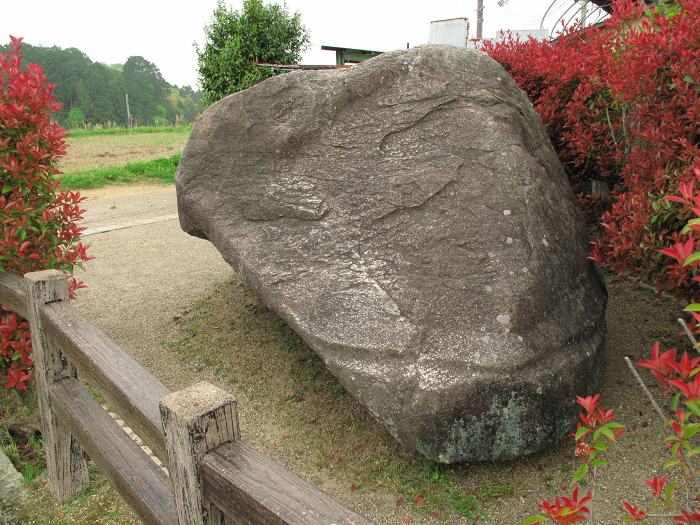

501,0,568,27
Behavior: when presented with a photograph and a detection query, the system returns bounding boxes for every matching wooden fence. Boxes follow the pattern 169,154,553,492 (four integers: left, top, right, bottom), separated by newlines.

0,270,372,525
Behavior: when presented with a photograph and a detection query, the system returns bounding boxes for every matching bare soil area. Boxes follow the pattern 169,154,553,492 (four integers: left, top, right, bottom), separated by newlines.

60,131,190,172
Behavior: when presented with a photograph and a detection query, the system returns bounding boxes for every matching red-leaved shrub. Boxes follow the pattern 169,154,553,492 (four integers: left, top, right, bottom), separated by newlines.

0,36,91,391
482,5,700,521
481,0,700,301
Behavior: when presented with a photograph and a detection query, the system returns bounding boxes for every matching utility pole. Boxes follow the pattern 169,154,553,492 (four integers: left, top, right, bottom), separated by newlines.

125,93,132,129
476,0,484,40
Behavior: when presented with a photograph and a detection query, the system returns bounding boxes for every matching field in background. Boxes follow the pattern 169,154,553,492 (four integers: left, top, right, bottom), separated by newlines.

59,154,181,190
61,128,190,172
66,125,192,138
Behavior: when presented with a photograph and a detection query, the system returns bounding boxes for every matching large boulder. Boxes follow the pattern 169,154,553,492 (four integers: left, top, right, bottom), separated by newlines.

176,46,606,462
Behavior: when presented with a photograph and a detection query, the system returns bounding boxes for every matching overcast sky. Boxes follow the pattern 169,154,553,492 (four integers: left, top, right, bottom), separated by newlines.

2,0,586,89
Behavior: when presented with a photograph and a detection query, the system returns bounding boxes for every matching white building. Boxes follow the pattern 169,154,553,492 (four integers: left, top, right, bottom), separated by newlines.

428,18,470,47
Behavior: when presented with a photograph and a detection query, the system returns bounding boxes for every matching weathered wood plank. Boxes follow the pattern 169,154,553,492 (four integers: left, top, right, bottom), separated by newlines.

41,301,169,464
202,441,374,525
50,378,178,525
161,382,240,525
0,271,28,319
25,270,89,502
203,503,227,525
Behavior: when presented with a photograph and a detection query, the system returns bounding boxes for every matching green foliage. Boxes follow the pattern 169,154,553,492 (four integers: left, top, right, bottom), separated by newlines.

58,154,181,189
154,105,168,127
196,0,310,105
1,41,203,127
123,56,168,124
0,389,44,484
1,428,44,483
67,106,85,129
166,86,202,124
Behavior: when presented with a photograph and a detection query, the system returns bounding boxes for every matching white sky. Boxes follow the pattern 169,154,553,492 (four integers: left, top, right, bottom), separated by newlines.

1,0,583,89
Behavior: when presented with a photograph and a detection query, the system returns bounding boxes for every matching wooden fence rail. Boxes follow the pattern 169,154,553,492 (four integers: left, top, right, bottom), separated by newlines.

1,270,372,525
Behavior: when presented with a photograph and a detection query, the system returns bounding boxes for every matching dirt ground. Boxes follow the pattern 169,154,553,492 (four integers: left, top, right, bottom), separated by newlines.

48,183,687,524
60,131,190,172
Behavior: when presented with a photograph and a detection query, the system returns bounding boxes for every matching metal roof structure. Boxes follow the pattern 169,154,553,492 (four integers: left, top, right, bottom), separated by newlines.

321,45,383,66
588,0,657,12
541,0,658,37
588,0,614,12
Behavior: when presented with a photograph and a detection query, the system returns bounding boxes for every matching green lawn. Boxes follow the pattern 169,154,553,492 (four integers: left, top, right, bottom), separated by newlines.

58,154,181,190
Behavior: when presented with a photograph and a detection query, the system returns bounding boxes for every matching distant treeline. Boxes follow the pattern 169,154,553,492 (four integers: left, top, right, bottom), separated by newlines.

2,42,203,128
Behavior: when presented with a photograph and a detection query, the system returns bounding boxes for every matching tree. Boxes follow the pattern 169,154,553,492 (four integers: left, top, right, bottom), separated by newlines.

196,0,309,106
154,104,168,126
167,85,202,124
67,106,85,128
2,41,203,127
123,56,169,125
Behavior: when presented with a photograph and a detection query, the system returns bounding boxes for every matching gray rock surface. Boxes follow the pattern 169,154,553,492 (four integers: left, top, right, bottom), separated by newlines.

176,45,606,462
0,447,23,523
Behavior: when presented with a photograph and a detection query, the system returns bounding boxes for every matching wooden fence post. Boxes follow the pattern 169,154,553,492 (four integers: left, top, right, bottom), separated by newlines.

160,382,240,525
24,270,89,501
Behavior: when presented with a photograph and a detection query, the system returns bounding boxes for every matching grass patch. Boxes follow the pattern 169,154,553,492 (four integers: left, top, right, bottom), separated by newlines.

66,125,192,138
17,473,140,525
59,153,181,190
1,427,43,484
0,389,43,484
62,130,189,172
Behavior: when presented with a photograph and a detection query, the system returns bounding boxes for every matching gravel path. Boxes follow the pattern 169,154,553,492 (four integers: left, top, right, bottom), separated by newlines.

73,184,232,390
